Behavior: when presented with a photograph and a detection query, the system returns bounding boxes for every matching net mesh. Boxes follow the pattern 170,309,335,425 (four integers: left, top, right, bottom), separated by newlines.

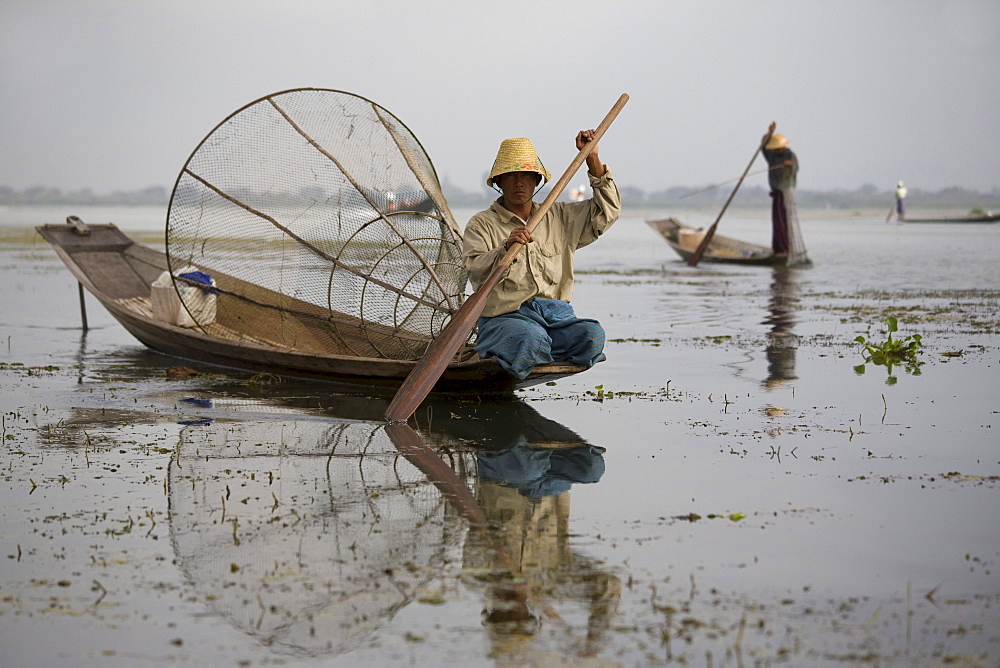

783,190,809,266
169,419,475,657
165,88,467,360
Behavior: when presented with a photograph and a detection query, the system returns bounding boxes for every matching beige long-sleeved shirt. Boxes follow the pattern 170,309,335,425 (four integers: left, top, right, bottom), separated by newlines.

463,168,621,318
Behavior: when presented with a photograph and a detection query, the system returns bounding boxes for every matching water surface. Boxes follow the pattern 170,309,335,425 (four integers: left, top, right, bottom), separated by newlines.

1,205,997,666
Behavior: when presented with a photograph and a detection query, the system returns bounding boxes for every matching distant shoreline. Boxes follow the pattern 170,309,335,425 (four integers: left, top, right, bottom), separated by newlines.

2,183,997,212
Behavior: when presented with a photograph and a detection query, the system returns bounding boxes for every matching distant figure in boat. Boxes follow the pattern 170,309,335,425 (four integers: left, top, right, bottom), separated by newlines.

463,133,621,379
569,183,586,202
895,181,907,221
762,124,798,256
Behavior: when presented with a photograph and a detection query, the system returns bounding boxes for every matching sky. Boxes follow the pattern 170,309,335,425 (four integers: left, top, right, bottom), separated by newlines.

2,0,999,196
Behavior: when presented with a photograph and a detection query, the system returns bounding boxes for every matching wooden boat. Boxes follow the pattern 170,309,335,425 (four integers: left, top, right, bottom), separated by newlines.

901,212,999,224
645,217,809,266
36,217,588,392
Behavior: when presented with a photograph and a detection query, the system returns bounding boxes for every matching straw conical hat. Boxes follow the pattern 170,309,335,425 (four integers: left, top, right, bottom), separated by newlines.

765,134,789,150
486,138,551,187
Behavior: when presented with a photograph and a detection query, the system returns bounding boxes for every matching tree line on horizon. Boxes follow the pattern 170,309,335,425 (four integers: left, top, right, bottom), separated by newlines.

2,183,997,210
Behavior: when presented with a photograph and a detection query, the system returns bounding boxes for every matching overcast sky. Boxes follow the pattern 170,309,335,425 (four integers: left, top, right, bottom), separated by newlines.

2,0,998,196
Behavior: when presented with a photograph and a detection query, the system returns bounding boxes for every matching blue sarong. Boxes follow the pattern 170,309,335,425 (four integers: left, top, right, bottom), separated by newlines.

475,298,606,379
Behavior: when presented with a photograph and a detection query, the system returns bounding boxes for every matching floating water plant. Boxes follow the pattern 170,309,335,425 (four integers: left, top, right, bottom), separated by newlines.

246,372,281,388
853,316,923,384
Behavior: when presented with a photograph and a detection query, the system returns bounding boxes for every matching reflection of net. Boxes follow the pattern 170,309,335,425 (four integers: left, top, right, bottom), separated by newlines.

168,420,472,658
166,88,467,360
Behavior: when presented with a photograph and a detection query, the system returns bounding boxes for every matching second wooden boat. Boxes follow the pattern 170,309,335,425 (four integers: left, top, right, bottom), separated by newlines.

645,217,810,266
901,212,999,224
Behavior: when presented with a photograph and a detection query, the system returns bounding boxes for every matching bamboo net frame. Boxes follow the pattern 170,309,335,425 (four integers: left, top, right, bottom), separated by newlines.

165,88,467,360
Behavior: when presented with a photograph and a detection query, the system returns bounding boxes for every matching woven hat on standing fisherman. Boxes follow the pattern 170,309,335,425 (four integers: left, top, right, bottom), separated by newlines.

765,133,794,167
766,133,789,151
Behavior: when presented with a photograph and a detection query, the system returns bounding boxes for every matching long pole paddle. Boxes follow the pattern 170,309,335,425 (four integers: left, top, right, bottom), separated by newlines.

687,123,775,267
385,93,629,423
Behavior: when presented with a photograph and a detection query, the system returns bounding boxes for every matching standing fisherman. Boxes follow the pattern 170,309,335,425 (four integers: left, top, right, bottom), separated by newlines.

462,133,621,379
895,181,908,221
762,123,799,256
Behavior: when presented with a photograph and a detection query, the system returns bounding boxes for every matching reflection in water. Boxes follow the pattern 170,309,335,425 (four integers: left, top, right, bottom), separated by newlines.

169,419,460,658
159,397,618,661
75,330,88,385
46,353,620,660
391,414,620,659
763,267,800,390
463,438,619,659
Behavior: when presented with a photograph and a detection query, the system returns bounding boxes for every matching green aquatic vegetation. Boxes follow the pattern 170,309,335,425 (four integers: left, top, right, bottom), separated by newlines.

589,385,663,401
853,316,924,384
608,337,662,344
246,372,281,388
672,512,745,522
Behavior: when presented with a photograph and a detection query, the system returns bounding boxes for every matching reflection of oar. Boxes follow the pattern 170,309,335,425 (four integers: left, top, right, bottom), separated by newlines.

385,423,487,527
679,163,785,199
688,124,775,267
384,423,567,628
385,94,630,423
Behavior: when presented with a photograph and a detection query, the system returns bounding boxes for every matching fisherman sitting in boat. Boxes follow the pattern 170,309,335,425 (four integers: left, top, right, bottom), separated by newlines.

462,133,621,379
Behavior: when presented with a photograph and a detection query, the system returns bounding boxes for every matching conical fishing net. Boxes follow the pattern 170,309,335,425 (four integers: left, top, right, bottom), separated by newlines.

165,88,467,360
783,190,808,266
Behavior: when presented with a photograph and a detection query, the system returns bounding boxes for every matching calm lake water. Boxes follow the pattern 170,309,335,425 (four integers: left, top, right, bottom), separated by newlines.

1,204,998,666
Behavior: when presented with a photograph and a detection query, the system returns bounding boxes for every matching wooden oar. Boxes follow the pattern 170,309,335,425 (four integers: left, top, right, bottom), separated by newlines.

385,93,629,423
687,124,775,267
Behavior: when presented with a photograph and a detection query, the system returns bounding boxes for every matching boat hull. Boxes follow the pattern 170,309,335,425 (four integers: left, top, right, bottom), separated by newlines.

645,217,809,267
36,221,588,392
901,213,999,224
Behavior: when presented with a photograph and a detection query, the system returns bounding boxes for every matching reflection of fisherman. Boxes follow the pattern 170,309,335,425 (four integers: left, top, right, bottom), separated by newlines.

895,181,907,221
762,123,798,256
763,267,798,389
476,437,606,498
463,439,620,656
